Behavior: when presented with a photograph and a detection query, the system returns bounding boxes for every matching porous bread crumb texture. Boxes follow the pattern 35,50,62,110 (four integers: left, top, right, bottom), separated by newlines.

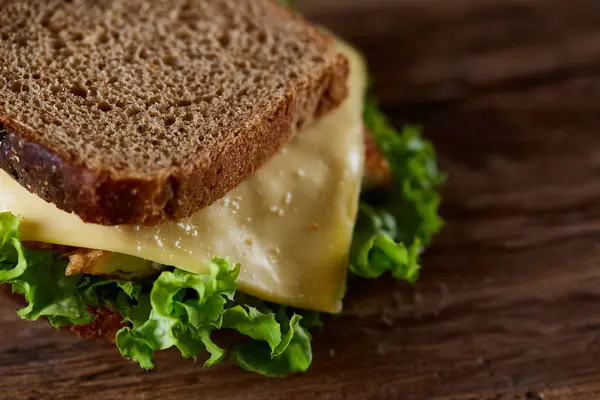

0,0,349,225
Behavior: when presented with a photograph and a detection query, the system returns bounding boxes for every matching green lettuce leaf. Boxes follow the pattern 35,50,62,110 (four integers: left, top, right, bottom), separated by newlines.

349,204,421,281
115,259,239,369
0,213,94,327
349,98,444,281
0,212,312,376
229,312,312,377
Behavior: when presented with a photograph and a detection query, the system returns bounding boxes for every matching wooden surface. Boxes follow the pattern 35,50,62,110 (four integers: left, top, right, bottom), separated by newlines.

2,0,600,398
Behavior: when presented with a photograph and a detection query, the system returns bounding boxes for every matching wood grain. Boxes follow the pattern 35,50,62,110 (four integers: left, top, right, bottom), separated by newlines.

3,0,600,398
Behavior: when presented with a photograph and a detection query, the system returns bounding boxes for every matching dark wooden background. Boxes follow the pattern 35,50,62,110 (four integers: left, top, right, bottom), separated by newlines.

2,0,600,398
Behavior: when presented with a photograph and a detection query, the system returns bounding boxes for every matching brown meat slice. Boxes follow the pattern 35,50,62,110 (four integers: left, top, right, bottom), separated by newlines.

363,128,392,189
63,306,129,344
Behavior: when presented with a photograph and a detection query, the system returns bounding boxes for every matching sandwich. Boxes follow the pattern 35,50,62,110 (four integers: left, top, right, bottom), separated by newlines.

0,0,443,377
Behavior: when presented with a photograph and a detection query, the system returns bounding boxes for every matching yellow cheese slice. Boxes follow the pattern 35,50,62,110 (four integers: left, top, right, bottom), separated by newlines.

0,42,366,313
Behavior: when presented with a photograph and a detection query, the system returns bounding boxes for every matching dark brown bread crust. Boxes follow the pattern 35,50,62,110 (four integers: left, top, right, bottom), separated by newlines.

0,1,349,226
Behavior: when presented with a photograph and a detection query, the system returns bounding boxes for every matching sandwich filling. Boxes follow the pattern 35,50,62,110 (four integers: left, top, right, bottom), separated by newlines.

0,43,443,377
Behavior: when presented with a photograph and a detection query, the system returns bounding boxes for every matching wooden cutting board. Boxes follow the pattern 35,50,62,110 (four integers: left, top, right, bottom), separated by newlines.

2,0,600,398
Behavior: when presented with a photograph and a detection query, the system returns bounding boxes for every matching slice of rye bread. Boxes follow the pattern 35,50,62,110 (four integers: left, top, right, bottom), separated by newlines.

0,0,349,226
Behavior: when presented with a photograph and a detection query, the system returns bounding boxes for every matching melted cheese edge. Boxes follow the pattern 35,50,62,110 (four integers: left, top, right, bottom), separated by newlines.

0,42,366,313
